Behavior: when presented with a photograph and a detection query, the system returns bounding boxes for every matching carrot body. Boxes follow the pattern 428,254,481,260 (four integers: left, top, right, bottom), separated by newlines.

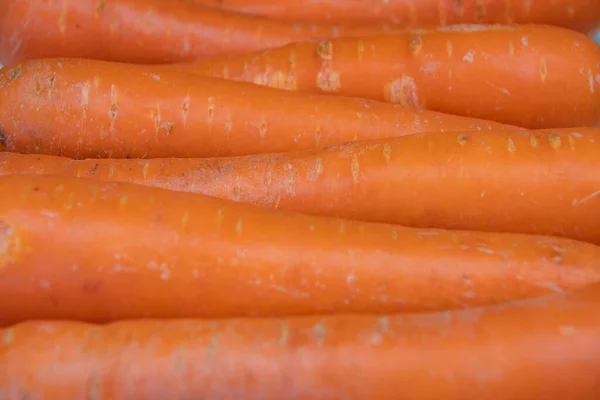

0,58,521,159
2,129,599,245
3,284,600,399
0,0,401,65
1,174,600,324
190,0,600,33
180,24,600,129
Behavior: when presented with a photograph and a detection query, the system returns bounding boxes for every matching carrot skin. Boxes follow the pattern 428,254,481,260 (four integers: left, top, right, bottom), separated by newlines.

0,0,401,65
180,24,600,129
2,129,600,245
0,58,522,159
2,284,600,399
190,0,600,33
1,174,600,324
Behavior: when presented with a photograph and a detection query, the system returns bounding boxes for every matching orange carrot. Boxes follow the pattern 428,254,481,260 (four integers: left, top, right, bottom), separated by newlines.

0,58,522,159
190,0,600,33
0,0,401,65
179,24,600,129
3,284,600,399
2,129,599,245
2,174,600,325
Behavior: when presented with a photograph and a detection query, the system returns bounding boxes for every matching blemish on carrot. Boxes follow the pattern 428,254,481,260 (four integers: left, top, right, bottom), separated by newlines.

58,0,68,35
559,326,577,336
457,134,469,146
438,0,448,25
181,211,190,230
315,127,323,148
47,75,56,97
94,0,106,17
313,321,327,346
316,69,341,93
0,221,21,268
225,114,233,137
568,135,576,150
222,66,229,79
7,65,23,82
81,82,90,106
391,230,399,240
2,329,14,345
521,36,529,46
384,76,422,108
549,133,562,151
93,76,100,88
259,121,267,143
383,143,392,163
235,217,243,237
530,135,538,148
409,36,423,56
539,58,548,82
339,220,346,234
142,162,149,179
315,157,323,176
279,321,289,346
566,3,576,19
55,184,65,193
287,170,295,193
357,40,365,62
87,374,101,400
207,97,215,125
215,208,224,225
288,52,296,69
317,40,334,61
379,317,390,334
119,195,128,210
234,175,241,200
107,164,116,179
507,138,516,153
351,154,360,184
474,0,485,20
508,41,515,56
462,51,474,63
446,41,453,57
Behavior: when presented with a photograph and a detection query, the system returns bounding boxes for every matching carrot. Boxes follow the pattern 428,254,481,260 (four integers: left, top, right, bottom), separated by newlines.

0,0,402,66
3,284,600,399
2,129,599,245
190,0,600,34
179,23,600,129
2,174,600,324
0,58,523,159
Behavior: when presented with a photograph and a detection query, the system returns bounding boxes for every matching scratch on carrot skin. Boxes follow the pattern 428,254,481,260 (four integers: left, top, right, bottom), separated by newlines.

215,208,225,226
279,321,290,346
507,137,516,153
181,211,190,230
313,321,327,346
259,121,267,143
207,97,215,125
351,154,360,184
338,220,346,234
142,162,150,179
234,175,241,200
446,41,453,57
549,133,562,151
181,96,190,128
509,41,516,56
383,143,392,163
391,229,399,240
107,164,116,179
357,40,365,62
109,84,118,134
568,135,576,150
539,58,548,82
235,217,243,237
58,0,68,35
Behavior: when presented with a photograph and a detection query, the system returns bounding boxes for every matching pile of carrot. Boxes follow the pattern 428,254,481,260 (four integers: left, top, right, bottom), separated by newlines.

0,0,599,398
